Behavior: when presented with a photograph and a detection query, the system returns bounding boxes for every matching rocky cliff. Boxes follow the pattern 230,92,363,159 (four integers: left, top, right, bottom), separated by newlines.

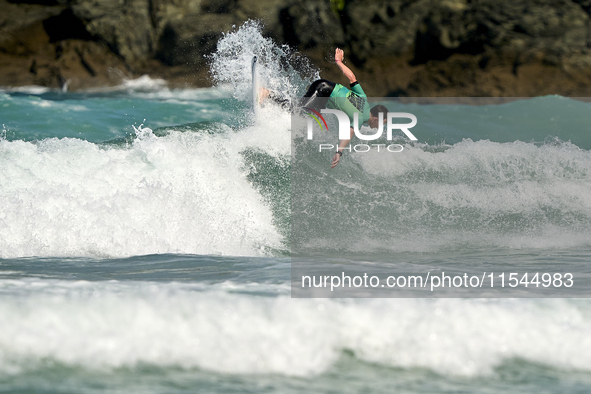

2,0,591,96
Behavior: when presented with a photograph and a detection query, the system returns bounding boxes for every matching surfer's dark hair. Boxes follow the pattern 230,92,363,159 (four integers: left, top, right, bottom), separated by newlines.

370,105,388,118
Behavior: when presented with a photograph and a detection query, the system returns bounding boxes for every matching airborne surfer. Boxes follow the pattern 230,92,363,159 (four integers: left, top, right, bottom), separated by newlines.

260,48,388,168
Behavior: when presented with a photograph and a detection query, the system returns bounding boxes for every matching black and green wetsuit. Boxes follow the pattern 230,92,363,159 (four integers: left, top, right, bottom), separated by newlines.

299,79,370,130
327,82,370,130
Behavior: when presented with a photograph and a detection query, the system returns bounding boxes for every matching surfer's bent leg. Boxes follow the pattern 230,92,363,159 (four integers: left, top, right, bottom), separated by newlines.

299,79,336,110
260,79,335,112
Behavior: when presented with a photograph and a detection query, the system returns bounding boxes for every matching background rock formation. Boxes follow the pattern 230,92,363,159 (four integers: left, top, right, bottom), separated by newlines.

2,0,591,95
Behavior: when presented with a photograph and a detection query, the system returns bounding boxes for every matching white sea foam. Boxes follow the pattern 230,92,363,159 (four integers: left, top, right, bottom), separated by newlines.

0,123,286,258
303,138,591,253
0,86,51,94
210,20,318,103
0,279,590,377
119,76,236,103
122,75,168,91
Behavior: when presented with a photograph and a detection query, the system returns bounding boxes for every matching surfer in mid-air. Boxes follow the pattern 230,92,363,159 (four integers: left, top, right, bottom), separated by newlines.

260,48,388,168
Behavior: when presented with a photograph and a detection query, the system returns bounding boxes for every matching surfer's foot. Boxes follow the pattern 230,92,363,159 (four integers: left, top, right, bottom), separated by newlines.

259,87,270,105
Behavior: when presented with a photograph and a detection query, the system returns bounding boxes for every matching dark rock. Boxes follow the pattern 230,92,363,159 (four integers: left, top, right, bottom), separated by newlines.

43,9,94,43
340,0,432,65
2,0,591,96
70,0,155,63
278,1,344,50
156,13,238,67
201,0,237,14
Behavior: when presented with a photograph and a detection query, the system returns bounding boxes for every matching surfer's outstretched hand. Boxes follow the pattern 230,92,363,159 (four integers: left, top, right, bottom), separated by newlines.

331,152,340,169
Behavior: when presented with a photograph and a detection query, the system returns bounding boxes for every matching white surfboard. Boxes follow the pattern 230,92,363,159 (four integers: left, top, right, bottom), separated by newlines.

251,55,260,117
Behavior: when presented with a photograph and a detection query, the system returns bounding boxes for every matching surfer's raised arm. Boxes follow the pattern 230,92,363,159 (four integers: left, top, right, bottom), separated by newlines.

259,47,382,169
334,48,357,84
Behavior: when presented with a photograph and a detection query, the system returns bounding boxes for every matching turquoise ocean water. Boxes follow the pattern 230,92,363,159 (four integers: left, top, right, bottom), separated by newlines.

2,23,591,392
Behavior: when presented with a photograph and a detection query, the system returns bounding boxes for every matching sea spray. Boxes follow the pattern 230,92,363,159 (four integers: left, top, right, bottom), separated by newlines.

210,20,319,103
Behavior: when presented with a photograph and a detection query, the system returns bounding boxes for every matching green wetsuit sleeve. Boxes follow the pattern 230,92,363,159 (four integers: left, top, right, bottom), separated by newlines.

350,83,367,97
329,84,347,98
